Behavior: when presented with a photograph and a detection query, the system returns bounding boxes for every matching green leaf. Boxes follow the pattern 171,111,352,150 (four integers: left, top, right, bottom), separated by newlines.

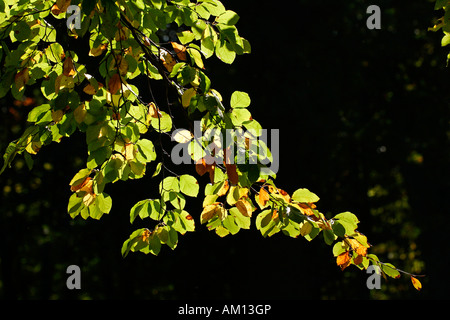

0,141,19,175
215,39,236,64
136,139,156,163
332,240,349,257
229,207,250,229
152,162,162,178
442,32,450,46
160,176,180,193
27,104,51,123
216,10,239,25
151,111,172,132
332,211,359,236
177,30,196,44
381,263,401,279
230,91,250,109
222,215,240,235
130,199,150,223
291,188,320,203
45,43,65,63
230,108,251,126
179,174,199,197
67,193,84,218
323,229,337,245
435,0,449,10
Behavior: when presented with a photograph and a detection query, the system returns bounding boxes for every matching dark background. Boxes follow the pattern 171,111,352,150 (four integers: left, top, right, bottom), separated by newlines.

0,0,449,300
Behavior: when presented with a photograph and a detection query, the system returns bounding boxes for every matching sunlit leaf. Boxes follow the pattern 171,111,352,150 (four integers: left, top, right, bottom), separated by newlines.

411,276,422,291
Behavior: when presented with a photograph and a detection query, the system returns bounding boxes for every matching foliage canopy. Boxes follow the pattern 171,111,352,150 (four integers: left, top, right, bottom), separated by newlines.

0,0,426,291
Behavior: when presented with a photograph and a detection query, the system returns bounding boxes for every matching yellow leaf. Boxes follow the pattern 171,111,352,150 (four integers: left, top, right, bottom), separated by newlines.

300,221,313,237
74,104,87,123
124,143,135,161
411,276,422,291
217,206,227,221
89,43,108,57
83,192,96,207
182,88,196,108
216,180,229,197
236,198,253,217
25,135,42,155
55,74,74,94
200,204,219,224
172,129,194,143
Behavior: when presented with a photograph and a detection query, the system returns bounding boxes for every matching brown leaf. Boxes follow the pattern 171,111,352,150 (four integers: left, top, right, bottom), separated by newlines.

108,73,122,94
63,57,76,76
226,163,239,185
14,68,29,91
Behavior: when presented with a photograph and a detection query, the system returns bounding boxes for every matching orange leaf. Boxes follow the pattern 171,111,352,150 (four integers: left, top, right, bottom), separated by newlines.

278,188,291,202
298,203,315,216
271,209,279,220
411,276,422,291
108,73,121,94
142,229,152,242
336,252,351,271
171,42,187,61
347,238,368,257
195,158,207,176
70,177,92,192
51,0,71,15
258,187,270,206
